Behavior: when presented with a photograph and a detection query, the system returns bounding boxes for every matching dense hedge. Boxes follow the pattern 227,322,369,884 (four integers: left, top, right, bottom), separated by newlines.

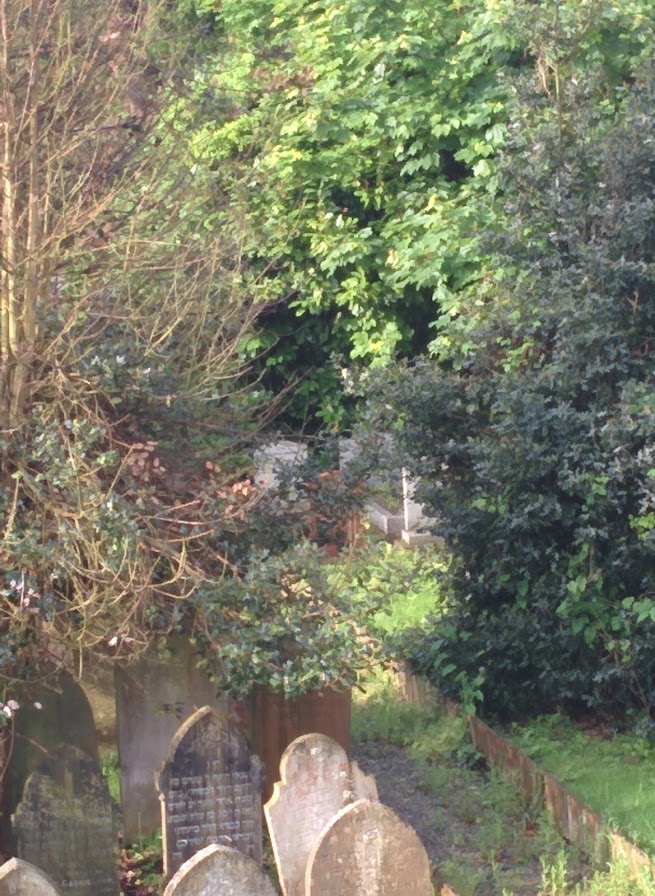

362,64,655,721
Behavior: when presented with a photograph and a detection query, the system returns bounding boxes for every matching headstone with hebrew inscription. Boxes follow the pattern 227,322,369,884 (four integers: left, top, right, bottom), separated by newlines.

264,733,377,896
162,844,277,896
157,706,264,882
12,745,119,896
306,798,433,896
1,670,98,854
115,636,228,842
0,858,63,896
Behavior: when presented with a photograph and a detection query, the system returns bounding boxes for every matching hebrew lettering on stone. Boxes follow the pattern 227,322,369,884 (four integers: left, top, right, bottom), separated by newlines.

157,706,264,881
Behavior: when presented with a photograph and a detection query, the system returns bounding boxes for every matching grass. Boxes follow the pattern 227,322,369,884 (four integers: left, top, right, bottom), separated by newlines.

99,746,121,804
353,667,589,895
353,666,655,895
329,534,447,634
506,714,655,857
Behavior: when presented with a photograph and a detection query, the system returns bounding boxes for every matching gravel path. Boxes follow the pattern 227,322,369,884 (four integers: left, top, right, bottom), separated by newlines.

351,737,578,896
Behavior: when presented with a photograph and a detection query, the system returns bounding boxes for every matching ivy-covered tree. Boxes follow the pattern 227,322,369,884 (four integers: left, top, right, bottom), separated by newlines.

360,22,655,719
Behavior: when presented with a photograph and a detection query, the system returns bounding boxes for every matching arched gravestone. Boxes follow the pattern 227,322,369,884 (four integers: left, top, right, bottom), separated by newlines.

306,799,433,896
12,744,119,896
115,637,228,842
0,670,98,856
162,845,277,896
0,857,63,896
264,733,377,896
157,706,264,882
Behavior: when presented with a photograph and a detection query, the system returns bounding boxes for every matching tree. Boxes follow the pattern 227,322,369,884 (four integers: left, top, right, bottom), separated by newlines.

188,0,511,425
359,11,655,719
0,0,270,691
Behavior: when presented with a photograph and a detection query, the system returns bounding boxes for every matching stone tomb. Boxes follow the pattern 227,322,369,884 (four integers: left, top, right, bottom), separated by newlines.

0,858,63,896
157,706,264,881
162,845,277,896
306,799,433,896
264,733,377,896
115,636,227,842
12,745,119,896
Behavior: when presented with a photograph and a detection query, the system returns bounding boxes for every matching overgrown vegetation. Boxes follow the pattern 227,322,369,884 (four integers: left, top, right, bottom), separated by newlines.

353,668,655,896
360,49,655,721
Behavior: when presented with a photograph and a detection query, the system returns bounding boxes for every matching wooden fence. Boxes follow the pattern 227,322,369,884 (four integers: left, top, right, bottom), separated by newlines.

394,664,655,882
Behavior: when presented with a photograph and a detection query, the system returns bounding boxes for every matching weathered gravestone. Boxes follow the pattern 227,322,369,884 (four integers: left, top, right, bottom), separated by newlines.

115,636,228,841
157,706,264,882
162,844,277,896
0,670,98,855
306,799,433,896
12,745,119,896
0,857,62,896
264,733,377,896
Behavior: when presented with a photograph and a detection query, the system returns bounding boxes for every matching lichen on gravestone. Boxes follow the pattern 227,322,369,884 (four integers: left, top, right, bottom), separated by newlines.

157,706,264,882
12,745,120,896
162,845,277,896
264,733,377,896
0,857,63,896
0,670,98,856
306,798,433,896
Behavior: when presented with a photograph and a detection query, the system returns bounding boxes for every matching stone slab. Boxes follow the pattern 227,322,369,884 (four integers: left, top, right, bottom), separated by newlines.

157,706,264,882
12,745,119,896
162,845,277,896
0,858,62,896
115,636,227,841
306,799,433,895
264,733,377,896
1,671,98,856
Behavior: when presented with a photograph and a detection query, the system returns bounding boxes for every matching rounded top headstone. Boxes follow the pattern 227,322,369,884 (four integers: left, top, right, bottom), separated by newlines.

306,798,433,895
0,857,63,896
162,845,277,896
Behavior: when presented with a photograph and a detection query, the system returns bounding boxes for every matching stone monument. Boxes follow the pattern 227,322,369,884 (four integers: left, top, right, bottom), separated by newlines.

306,798,433,895
115,636,227,842
162,845,277,896
12,745,119,896
0,857,63,896
264,733,377,896
157,706,264,882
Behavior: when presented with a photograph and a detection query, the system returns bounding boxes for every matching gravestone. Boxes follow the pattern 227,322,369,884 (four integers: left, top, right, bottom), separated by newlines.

12,745,119,896
264,733,377,896
162,845,277,896
0,670,98,855
0,858,62,896
306,799,433,896
115,636,228,841
253,440,308,491
157,706,264,882
401,469,438,546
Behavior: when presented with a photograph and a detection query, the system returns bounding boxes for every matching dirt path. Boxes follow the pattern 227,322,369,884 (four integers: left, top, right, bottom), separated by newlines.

352,737,587,896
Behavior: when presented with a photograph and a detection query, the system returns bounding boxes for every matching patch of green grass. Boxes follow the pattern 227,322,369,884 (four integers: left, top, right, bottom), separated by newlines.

330,536,447,635
507,715,655,856
353,668,591,895
99,747,121,803
538,851,655,896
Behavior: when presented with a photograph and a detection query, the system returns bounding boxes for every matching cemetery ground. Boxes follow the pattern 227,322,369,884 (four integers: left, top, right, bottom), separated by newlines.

102,668,654,896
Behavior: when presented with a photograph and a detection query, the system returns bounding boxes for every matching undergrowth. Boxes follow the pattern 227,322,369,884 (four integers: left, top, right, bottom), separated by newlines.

354,666,655,895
